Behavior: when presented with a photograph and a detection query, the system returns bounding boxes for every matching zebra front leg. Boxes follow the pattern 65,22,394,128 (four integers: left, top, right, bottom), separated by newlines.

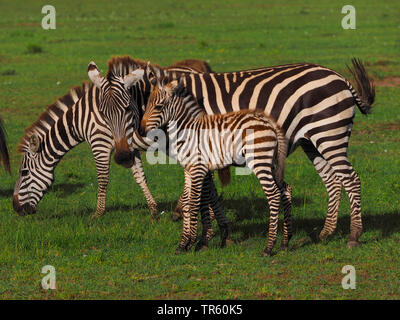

280,182,293,250
176,167,206,253
91,151,111,219
173,170,191,221
131,150,158,220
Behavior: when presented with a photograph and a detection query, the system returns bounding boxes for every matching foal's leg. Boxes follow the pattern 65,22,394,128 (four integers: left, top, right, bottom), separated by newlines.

176,166,207,253
246,152,281,256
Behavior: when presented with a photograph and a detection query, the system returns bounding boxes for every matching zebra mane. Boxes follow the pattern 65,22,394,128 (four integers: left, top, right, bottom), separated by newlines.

106,55,162,80
18,82,91,153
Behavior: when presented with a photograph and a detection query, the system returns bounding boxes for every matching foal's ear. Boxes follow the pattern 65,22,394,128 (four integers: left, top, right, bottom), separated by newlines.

29,134,40,153
88,61,104,89
169,78,185,95
167,80,179,92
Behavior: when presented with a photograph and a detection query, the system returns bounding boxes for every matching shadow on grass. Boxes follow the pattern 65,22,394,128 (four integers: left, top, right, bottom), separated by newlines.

50,182,86,197
0,188,13,198
222,197,400,245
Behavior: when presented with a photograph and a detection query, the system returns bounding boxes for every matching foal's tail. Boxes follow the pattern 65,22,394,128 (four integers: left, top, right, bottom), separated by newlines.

266,118,287,189
0,117,10,173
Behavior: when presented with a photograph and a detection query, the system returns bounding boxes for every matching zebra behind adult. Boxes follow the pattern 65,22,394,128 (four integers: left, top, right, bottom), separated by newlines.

141,78,292,255
103,58,375,248
87,57,231,232
0,117,11,173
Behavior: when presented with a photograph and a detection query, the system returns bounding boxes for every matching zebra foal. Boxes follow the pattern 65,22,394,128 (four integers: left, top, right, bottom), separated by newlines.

141,79,292,256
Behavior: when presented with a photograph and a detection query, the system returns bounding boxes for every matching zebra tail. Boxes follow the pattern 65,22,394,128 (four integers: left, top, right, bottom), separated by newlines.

346,58,375,115
217,167,231,187
273,124,288,190
0,117,10,173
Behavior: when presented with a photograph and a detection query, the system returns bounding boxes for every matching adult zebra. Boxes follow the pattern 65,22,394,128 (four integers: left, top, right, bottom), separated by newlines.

12,81,159,217
101,58,375,248
12,58,219,218
0,117,11,173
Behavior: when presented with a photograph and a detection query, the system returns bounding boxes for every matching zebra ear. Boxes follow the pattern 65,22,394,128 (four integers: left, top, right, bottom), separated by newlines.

88,61,103,89
167,80,179,92
29,134,40,153
123,69,144,90
170,78,185,96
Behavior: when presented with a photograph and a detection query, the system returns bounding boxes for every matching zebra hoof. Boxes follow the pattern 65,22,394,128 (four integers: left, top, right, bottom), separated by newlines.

195,240,208,251
280,243,289,251
175,247,186,255
225,237,235,247
319,231,332,241
262,250,272,257
172,211,182,222
347,240,361,248
196,244,209,252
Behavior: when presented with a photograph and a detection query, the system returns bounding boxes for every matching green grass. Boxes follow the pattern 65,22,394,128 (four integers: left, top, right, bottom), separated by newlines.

0,0,400,299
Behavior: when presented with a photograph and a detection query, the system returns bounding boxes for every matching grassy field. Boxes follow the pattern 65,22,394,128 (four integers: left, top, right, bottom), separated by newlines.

0,0,399,299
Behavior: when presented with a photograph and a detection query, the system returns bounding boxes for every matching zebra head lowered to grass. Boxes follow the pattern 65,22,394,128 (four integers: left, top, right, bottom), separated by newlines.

141,79,292,255
12,83,158,218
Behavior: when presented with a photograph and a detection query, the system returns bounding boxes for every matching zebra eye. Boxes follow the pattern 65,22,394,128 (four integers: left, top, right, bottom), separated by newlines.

155,104,163,111
21,169,29,177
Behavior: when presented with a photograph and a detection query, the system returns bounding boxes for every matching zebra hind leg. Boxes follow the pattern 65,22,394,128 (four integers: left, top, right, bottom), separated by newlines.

195,175,214,251
311,137,363,247
280,182,293,250
301,141,342,240
247,156,281,257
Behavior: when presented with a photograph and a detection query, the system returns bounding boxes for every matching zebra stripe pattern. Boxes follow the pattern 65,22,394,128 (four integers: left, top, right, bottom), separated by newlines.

129,58,374,247
141,79,292,255
13,82,157,218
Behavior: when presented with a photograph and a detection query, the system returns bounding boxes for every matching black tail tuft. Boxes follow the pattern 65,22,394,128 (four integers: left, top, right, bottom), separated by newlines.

0,117,10,173
346,58,375,115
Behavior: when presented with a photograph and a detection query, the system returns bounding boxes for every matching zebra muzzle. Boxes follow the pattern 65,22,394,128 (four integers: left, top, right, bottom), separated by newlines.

114,139,134,168
12,194,36,216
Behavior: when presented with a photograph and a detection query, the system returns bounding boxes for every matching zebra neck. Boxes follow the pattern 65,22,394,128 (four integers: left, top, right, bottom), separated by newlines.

175,94,205,124
44,108,84,164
